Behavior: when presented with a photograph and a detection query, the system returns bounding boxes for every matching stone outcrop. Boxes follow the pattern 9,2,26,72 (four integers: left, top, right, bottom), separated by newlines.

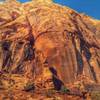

0,0,100,94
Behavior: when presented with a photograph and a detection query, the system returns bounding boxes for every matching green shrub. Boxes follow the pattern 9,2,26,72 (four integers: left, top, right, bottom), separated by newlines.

60,86,70,94
24,82,35,92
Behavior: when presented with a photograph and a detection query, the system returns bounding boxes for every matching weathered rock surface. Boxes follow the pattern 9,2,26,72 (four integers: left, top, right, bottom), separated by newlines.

0,0,100,99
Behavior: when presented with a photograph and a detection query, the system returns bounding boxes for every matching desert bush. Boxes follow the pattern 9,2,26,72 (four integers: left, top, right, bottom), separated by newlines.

60,86,70,94
24,82,35,92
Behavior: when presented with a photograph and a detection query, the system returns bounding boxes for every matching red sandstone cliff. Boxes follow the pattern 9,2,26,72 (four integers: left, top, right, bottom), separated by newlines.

0,0,100,99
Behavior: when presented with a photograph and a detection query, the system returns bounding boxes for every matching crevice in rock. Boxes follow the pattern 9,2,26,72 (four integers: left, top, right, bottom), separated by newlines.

49,67,64,91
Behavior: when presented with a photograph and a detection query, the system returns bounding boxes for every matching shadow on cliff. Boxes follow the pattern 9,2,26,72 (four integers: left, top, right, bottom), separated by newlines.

84,46,97,82
49,67,64,91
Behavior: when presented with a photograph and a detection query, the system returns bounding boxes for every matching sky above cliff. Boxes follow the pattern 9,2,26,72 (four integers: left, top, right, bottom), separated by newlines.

54,0,100,19
3,0,100,19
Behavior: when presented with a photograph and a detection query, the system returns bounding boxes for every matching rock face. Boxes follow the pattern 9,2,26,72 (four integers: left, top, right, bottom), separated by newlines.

0,0,100,92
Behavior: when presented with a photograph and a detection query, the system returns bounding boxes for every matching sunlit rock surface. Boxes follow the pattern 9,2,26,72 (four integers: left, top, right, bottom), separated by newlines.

0,0,100,99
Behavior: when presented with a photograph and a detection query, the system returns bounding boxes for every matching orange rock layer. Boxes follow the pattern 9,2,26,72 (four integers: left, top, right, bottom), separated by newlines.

0,0,100,91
